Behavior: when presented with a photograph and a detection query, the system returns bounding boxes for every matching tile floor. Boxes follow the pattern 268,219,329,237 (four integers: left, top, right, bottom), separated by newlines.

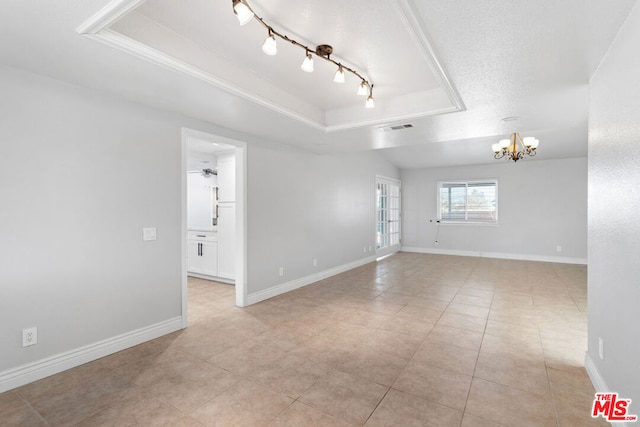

0,253,606,426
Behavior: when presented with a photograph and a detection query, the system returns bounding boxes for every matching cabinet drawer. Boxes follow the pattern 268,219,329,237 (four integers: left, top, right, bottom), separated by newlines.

188,230,218,242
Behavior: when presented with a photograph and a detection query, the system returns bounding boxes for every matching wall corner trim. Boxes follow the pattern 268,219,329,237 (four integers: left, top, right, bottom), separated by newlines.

247,255,379,306
400,246,587,265
0,317,183,393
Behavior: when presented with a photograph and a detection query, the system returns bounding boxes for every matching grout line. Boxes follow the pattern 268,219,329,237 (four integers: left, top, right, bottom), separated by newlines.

22,400,50,427
459,267,493,426
363,386,392,425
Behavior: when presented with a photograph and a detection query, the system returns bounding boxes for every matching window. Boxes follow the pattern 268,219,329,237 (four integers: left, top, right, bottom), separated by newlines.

438,180,497,223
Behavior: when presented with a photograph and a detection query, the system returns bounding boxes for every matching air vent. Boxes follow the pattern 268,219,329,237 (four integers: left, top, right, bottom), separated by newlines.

379,124,414,132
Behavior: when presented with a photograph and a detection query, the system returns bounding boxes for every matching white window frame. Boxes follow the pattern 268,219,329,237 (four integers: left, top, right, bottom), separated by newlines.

437,179,498,224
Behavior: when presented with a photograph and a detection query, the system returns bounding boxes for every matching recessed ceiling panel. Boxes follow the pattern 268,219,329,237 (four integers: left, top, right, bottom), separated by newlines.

78,0,464,131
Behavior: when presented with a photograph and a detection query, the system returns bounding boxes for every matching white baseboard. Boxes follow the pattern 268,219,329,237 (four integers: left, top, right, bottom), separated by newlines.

247,255,378,305
0,317,183,393
401,246,587,265
585,352,636,427
585,351,609,393
187,272,235,285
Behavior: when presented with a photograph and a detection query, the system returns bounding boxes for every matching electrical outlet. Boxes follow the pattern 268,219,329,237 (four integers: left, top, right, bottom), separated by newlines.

278,267,284,276
598,337,604,360
313,258,317,267
556,245,562,252
368,246,372,252
22,327,37,347
363,246,367,253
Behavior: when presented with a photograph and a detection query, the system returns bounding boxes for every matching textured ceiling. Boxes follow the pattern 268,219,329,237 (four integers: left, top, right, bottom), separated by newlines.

1,0,637,168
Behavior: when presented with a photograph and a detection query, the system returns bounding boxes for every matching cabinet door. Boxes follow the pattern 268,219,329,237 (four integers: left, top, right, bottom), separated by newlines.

187,240,203,273
217,154,236,203
200,241,218,277
217,204,235,279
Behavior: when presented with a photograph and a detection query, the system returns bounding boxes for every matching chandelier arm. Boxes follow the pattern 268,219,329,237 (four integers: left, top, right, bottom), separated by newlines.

241,1,373,92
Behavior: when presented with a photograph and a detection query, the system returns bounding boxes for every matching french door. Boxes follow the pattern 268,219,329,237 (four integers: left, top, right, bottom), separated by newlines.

376,177,401,257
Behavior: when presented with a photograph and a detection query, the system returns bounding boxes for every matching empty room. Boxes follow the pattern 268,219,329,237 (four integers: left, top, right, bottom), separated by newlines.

1,0,639,426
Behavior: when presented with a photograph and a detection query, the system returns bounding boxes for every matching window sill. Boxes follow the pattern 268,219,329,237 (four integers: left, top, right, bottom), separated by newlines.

438,221,499,227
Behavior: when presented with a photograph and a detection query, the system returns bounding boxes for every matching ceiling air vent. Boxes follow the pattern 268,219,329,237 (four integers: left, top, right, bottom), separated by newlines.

379,124,414,132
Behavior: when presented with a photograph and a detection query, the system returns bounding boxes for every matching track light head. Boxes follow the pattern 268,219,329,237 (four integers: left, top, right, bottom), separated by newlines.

262,32,277,55
365,85,375,108
366,95,375,109
333,66,345,83
357,80,369,96
232,0,254,26
301,53,314,73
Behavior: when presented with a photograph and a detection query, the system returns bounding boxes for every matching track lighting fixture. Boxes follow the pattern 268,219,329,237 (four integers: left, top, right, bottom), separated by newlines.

231,0,374,108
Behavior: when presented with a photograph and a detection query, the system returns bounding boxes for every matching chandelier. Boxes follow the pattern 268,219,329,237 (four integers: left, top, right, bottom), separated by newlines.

492,133,539,162
232,0,375,108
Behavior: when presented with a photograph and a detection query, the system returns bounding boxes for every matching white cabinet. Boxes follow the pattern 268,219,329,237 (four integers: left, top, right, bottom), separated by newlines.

187,231,218,277
217,153,236,203
217,204,235,279
215,152,236,281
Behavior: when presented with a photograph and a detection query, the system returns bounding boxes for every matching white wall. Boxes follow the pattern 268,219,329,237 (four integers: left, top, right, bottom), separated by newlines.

247,142,399,293
0,65,185,374
401,158,587,263
587,0,640,405
0,64,399,388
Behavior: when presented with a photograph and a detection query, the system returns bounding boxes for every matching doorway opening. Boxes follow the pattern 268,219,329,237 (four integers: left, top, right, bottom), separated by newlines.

181,128,247,328
376,176,401,258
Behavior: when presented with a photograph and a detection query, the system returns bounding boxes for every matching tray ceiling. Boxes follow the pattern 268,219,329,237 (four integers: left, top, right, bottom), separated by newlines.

77,0,464,132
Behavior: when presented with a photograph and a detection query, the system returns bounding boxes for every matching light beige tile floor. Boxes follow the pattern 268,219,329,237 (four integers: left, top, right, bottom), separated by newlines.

0,253,607,426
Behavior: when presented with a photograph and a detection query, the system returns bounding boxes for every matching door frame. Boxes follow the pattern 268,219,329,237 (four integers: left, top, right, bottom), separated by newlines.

181,128,248,329
375,176,402,259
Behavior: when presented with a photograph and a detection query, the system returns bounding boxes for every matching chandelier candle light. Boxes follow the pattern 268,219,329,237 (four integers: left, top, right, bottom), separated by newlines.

232,0,375,108
492,132,539,162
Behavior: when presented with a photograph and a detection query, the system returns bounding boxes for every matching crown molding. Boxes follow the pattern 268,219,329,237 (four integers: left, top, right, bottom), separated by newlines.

395,0,466,113
76,0,148,34
85,29,327,130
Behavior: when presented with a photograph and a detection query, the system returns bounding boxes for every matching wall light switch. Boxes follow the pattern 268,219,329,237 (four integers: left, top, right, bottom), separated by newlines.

598,337,605,360
143,227,157,241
